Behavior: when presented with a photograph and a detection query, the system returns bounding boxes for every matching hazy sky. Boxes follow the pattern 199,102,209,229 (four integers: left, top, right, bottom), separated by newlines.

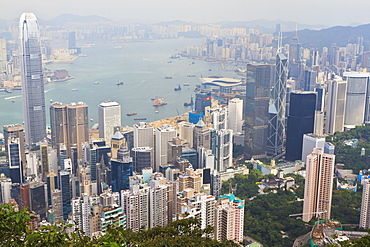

2,0,370,26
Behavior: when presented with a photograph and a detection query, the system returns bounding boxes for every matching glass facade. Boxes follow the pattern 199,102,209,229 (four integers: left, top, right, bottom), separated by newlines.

286,92,317,161
20,13,46,145
267,53,288,157
244,64,271,159
111,158,133,192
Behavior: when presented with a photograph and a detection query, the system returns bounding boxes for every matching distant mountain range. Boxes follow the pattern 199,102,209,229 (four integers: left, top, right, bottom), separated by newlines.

1,14,370,50
39,14,112,27
283,23,370,49
216,19,327,33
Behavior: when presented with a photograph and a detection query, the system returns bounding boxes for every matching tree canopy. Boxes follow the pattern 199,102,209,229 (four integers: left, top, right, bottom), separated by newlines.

328,126,370,173
0,204,238,247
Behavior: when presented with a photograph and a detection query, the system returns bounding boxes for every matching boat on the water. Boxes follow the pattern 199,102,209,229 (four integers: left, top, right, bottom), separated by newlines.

174,84,181,91
117,79,124,85
183,83,190,86
187,75,196,77
184,95,194,106
164,76,172,79
153,97,167,107
94,81,100,84
126,112,137,116
134,117,147,120
71,88,78,91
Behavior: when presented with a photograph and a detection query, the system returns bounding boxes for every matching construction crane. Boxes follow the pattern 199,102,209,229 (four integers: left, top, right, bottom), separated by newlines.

289,210,327,217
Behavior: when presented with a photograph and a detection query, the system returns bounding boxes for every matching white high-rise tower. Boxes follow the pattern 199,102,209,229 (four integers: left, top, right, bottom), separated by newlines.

98,101,121,145
227,98,243,134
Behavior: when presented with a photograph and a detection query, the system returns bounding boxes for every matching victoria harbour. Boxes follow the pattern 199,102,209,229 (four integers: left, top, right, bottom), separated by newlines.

0,38,239,128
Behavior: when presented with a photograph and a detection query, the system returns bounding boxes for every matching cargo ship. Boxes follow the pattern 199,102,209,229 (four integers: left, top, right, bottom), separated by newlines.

184,95,194,106
134,117,147,120
126,112,137,116
153,97,167,107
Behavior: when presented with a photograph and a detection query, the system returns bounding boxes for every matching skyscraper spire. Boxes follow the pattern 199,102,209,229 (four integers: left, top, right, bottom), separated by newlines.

19,13,46,145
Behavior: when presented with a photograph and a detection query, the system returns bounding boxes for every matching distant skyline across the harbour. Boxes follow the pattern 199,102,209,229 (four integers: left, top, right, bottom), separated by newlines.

1,0,369,27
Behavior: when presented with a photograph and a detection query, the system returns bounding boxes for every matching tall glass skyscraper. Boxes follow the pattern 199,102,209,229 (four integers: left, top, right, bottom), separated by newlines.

267,53,288,157
19,13,46,145
244,64,271,159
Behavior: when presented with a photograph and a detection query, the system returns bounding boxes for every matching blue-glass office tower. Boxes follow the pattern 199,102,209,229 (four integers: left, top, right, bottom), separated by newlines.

194,93,212,114
19,13,46,145
111,147,133,192
90,144,110,181
285,91,317,161
8,139,23,184
182,148,198,169
59,171,71,220
111,159,132,192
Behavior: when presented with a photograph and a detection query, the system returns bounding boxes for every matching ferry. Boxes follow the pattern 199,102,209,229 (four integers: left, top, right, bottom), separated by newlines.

183,83,190,86
126,112,137,116
164,76,173,79
134,117,147,120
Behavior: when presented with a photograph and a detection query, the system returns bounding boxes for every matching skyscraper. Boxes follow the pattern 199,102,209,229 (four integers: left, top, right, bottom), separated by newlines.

133,122,154,149
98,101,121,145
286,91,317,161
302,148,335,222
267,53,288,157
131,147,154,173
155,125,176,171
195,92,212,114
360,179,370,228
343,72,370,127
227,98,243,134
59,171,72,221
215,129,233,172
50,102,89,159
19,13,46,145
325,79,347,135
111,147,133,192
244,64,271,159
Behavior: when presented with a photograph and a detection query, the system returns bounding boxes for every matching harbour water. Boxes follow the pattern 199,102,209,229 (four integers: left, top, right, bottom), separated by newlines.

0,39,239,129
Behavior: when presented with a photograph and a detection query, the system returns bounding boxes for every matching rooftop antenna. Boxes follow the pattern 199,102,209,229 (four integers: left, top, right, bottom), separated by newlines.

277,31,283,53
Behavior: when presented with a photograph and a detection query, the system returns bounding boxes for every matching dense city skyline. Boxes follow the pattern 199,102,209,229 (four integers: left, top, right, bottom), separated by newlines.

3,7,370,245
1,0,370,27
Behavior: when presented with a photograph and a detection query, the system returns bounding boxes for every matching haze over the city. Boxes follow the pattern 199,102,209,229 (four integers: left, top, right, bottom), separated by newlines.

2,0,369,27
